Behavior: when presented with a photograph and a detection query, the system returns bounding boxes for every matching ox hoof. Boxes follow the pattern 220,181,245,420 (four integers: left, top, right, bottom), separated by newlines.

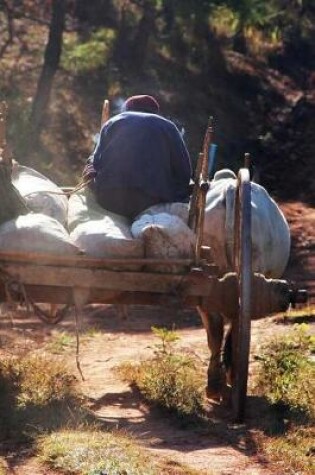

206,369,227,402
226,367,232,386
205,386,222,402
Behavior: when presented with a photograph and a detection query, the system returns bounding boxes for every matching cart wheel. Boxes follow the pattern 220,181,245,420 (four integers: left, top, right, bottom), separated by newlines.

231,168,252,422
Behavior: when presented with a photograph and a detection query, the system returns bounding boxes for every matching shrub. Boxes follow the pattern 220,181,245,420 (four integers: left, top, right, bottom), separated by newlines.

0,352,83,437
118,327,205,419
38,429,157,475
256,324,315,418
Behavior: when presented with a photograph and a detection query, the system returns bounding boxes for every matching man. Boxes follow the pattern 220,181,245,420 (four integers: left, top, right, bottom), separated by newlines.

84,94,192,219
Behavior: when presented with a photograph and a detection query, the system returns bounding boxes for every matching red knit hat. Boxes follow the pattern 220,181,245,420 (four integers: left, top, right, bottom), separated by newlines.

123,95,160,114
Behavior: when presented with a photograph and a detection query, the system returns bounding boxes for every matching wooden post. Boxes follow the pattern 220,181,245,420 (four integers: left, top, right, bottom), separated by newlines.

194,121,212,265
188,117,213,231
244,152,250,169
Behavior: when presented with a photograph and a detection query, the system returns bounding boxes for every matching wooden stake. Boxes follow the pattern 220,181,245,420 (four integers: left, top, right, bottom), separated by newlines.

101,99,110,127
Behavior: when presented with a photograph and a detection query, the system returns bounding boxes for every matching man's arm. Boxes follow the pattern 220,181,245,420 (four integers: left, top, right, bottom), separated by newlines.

82,125,107,180
168,123,192,201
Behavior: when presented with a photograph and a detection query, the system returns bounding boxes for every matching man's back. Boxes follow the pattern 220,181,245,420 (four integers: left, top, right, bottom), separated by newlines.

89,95,191,218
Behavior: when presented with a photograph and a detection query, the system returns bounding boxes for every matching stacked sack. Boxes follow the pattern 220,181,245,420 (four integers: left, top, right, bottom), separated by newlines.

12,164,68,225
131,202,195,273
0,164,80,256
68,188,144,270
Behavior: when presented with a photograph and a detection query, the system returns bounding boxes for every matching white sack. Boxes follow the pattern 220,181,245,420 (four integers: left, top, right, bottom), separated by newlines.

204,169,290,278
12,164,68,225
68,189,144,269
137,202,189,223
131,212,196,273
0,213,80,255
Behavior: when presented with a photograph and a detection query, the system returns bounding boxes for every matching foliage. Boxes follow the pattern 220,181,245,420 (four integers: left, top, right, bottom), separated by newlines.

256,324,315,418
38,429,157,475
119,327,205,419
62,28,116,73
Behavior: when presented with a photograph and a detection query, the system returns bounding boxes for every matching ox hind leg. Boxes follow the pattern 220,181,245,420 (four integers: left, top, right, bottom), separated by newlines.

197,307,226,400
223,326,232,386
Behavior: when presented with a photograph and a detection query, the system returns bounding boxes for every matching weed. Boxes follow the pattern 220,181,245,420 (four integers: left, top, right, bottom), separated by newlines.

118,327,205,420
45,331,75,354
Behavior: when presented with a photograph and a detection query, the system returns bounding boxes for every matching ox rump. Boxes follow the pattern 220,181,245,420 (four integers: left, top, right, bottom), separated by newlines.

203,169,290,278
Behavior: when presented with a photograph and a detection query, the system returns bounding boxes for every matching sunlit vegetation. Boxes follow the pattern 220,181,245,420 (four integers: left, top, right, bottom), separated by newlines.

45,330,76,354
262,426,315,475
281,305,315,324
256,324,314,417
118,327,206,420
38,429,157,475
0,352,85,438
62,29,116,73
255,324,315,474
0,458,7,475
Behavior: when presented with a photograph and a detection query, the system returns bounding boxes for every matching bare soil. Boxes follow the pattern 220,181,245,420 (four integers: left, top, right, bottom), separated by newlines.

0,201,313,475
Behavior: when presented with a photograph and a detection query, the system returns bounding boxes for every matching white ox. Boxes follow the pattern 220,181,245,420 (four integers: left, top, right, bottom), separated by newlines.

199,169,291,399
203,169,290,278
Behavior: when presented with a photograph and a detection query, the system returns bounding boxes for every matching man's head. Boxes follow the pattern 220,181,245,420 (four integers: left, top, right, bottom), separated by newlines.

122,95,160,114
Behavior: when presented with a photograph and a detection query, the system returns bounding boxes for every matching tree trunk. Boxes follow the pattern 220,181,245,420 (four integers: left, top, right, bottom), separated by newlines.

113,6,131,67
0,103,28,225
131,1,155,70
29,0,66,145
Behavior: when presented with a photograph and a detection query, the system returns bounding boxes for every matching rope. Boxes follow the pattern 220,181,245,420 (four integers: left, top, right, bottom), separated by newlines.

23,177,92,198
74,302,85,381
0,266,85,381
0,267,71,324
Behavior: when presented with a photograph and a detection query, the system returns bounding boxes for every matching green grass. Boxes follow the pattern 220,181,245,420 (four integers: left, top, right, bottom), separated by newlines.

45,328,103,354
38,429,157,475
38,429,212,475
45,331,76,354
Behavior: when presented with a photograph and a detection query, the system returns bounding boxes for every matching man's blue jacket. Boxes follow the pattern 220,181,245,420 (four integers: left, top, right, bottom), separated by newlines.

91,111,192,205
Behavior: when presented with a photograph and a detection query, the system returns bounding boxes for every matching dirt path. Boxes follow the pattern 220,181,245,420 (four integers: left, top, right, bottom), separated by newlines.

281,202,315,303
73,307,280,475
0,201,314,475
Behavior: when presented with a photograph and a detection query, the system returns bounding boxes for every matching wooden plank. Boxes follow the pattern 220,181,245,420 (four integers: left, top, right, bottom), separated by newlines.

0,250,196,269
1,263,213,296
1,284,201,307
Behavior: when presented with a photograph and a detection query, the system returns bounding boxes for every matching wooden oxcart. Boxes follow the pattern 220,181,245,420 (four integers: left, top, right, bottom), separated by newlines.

0,102,307,422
